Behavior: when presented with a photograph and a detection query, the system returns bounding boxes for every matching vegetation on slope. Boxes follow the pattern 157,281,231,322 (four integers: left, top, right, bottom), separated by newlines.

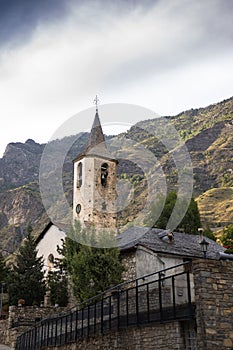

197,187,233,228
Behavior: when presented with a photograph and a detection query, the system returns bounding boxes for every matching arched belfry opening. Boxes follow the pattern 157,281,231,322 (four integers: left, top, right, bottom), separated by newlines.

101,163,108,187
77,162,82,188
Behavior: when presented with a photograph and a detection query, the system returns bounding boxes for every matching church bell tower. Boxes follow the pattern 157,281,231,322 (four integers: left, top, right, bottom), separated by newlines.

73,102,117,229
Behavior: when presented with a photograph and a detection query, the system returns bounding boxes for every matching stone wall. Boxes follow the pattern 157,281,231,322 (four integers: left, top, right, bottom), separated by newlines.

5,305,66,348
0,319,8,344
121,251,136,282
193,259,233,350
47,321,186,350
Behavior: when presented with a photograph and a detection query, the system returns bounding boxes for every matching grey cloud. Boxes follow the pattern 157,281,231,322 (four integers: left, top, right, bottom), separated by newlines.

96,0,233,86
0,0,232,157
0,0,69,48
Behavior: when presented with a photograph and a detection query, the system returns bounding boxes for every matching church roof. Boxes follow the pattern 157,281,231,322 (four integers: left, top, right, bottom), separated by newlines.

117,226,225,260
73,110,116,162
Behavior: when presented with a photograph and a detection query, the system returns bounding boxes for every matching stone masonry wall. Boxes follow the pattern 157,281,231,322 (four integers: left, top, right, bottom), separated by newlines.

121,251,136,282
0,319,8,344
6,305,66,348
193,259,233,350
47,321,185,350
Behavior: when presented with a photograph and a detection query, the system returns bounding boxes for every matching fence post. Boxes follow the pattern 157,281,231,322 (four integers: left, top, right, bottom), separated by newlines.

40,322,44,349
71,311,74,342
34,326,37,350
159,272,163,321
172,275,176,318
146,283,150,323
64,315,68,344
24,331,26,350
101,297,104,334
136,280,139,324
126,289,129,326
59,316,63,345
87,304,90,336
186,270,192,316
81,308,84,337
75,309,78,341
109,295,112,330
54,317,58,346
94,301,97,334
117,289,120,329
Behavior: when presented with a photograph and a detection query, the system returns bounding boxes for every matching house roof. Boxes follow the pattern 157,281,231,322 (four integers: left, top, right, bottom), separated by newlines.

117,226,225,260
73,111,116,162
35,221,53,244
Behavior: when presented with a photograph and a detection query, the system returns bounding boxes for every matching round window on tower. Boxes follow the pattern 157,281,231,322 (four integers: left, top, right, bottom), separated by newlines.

76,204,81,214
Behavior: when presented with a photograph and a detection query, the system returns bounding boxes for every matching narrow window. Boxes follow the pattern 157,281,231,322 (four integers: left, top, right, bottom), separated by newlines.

77,162,82,188
48,253,54,264
101,163,108,187
48,254,54,268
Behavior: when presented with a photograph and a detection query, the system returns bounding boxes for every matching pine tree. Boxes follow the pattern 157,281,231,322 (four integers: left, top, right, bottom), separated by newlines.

64,221,123,303
179,197,201,234
7,227,45,306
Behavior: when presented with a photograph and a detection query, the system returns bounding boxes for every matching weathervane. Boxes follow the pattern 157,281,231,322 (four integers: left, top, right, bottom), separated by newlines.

93,95,100,112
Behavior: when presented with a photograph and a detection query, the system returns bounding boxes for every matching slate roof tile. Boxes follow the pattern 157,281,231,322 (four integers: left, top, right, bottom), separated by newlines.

117,226,225,259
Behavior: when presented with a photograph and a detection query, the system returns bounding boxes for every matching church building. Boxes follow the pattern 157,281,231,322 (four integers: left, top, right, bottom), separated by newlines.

36,105,225,280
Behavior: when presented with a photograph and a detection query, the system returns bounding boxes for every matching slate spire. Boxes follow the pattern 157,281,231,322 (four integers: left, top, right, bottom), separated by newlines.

85,110,106,153
73,97,116,161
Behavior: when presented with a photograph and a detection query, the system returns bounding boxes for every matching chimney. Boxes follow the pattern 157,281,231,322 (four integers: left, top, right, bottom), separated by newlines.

198,228,204,243
167,230,174,243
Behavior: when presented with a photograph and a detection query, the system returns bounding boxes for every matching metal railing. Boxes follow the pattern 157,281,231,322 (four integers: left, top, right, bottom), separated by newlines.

16,262,195,350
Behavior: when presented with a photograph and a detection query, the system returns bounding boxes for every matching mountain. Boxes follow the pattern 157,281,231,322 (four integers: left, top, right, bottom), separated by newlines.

0,97,232,254
0,134,88,254
0,139,44,192
129,96,233,195
197,187,233,228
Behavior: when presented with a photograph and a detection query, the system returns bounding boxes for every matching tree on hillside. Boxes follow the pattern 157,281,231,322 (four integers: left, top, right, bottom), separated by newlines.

144,191,201,234
0,253,7,284
64,221,123,303
220,224,233,248
7,226,45,306
179,196,201,234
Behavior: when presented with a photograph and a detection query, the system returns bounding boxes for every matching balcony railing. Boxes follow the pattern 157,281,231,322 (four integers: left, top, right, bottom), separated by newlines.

16,262,195,350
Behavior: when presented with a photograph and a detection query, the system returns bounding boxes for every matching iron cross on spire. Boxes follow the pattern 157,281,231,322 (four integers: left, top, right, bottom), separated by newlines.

93,95,100,112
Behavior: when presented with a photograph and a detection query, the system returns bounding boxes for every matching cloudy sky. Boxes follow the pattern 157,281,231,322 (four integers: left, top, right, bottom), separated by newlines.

0,0,232,156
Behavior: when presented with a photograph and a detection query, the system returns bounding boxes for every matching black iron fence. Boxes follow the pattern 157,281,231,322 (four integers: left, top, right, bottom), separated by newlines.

16,262,195,350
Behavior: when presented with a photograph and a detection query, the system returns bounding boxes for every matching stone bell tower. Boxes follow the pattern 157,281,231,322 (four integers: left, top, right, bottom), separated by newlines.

73,104,117,230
